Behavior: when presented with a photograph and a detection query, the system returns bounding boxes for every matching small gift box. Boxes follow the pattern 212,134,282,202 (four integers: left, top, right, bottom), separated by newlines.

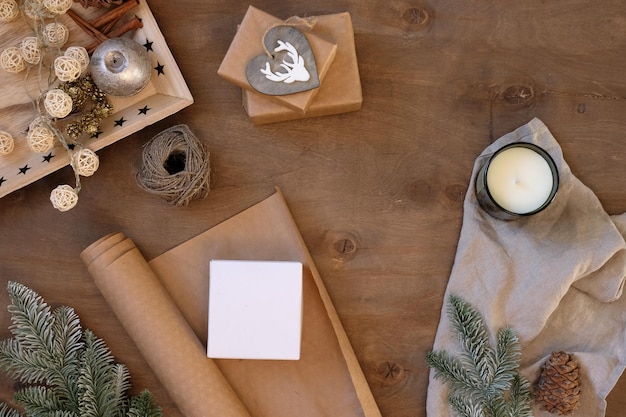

218,6,338,114
242,12,362,124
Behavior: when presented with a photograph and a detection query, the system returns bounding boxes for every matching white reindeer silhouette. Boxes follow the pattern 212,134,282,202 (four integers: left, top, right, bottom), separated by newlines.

260,40,310,84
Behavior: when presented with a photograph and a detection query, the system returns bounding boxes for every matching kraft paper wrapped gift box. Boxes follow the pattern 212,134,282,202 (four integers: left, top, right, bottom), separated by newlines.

242,12,362,125
207,260,303,361
218,6,338,114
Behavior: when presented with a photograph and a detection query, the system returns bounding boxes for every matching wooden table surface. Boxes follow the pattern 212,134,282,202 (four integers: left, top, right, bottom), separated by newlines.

2,1,626,416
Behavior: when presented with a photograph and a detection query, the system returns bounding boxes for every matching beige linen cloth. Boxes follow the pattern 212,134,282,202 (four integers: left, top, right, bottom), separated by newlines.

427,118,626,417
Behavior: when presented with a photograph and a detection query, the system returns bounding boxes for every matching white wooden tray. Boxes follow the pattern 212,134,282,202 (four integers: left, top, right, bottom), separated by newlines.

0,0,193,198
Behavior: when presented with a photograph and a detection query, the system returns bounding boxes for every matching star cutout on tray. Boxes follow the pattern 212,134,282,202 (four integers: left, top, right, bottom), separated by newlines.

114,117,127,127
18,165,30,175
138,105,151,115
154,62,165,76
0,177,5,187
68,144,75,150
143,39,154,52
42,153,54,163
91,129,103,139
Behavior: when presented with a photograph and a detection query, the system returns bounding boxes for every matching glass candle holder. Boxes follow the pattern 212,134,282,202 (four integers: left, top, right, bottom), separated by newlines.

475,142,559,220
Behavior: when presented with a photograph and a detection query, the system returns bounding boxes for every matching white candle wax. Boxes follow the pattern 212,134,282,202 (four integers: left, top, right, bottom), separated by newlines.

486,146,554,214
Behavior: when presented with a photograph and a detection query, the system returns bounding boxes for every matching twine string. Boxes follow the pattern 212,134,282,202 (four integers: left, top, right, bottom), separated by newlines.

261,15,317,57
136,124,210,206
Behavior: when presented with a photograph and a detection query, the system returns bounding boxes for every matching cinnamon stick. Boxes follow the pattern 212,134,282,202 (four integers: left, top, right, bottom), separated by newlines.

67,9,109,43
91,0,139,29
86,17,143,53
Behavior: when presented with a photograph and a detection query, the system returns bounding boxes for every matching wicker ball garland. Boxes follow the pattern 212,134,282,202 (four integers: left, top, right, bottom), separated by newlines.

44,88,73,118
42,22,69,47
136,125,211,206
64,46,90,72
0,130,15,155
54,55,82,82
27,125,55,152
19,37,42,65
0,47,25,73
43,0,72,14
50,184,78,212
29,115,51,131
24,0,55,19
72,148,99,177
0,0,19,22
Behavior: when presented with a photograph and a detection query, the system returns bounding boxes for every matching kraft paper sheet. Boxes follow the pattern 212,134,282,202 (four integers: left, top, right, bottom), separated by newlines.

427,118,626,417
81,189,381,417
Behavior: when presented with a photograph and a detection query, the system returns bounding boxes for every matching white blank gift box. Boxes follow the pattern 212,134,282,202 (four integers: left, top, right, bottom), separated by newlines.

207,260,303,360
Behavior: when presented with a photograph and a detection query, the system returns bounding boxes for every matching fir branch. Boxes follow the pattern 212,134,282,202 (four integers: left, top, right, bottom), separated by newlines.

49,306,83,412
506,374,533,417
0,403,22,417
427,295,534,417
127,390,162,417
78,330,119,417
449,394,489,417
0,339,50,384
6,282,55,362
13,386,65,416
448,295,497,387
426,350,481,395
0,282,162,417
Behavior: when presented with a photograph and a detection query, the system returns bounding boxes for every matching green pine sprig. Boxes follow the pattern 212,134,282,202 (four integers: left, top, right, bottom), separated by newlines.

426,294,533,417
0,281,162,417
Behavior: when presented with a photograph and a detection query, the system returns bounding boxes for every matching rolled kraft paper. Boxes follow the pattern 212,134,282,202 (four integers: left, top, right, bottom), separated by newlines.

80,232,252,417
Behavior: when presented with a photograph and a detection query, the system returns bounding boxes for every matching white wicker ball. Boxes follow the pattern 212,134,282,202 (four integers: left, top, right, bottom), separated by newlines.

44,89,73,118
72,148,99,177
19,37,42,65
54,55,81,82
42,22,69,48
0,47,25,73
29,116,51,131
50,184,78,211
0,0,19,22
27,125,55,153
64,46,90,72
43,0,72,14
0,130,14,155
24,0,54,19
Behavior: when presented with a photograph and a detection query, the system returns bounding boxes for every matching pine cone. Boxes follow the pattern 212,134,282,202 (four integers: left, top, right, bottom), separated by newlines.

535,351,581,415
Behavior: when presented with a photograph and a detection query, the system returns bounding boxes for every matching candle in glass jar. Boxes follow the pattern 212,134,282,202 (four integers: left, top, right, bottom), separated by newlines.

486,146,554,214
475,142,559,220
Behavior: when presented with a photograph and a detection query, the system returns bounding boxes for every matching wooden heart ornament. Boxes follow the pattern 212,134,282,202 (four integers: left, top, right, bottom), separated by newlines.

246,25,320,96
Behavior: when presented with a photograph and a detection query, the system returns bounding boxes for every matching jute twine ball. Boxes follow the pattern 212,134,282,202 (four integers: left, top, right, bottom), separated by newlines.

54,55,81,82
0,47,25,73
44,89,73,118
50,184,78,211
19,37,42,65
27,125,55,152
136,124,211,206
72,148,99,176
43,0,72,14
0,0,19,22
42,22,69,48
0,130,14,155
64,46,90,72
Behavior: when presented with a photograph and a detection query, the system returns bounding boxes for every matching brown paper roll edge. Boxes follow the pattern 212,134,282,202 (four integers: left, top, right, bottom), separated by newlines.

81,233,252,417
